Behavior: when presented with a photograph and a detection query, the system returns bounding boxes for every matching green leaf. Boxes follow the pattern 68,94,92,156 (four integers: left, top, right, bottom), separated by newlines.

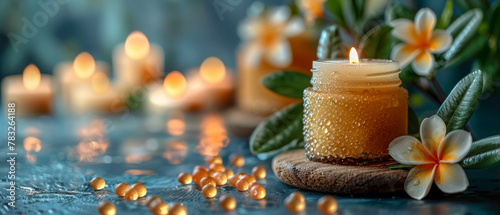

399,66,419,83
384,4,415,22
388,164,414,169
250,103,305,157
408,106,419,136
261,71,311,99
462,135,500,169
444,9,483,62
455,0,489,12
486,1,500,37
359,25,393,59
326,0,346,27
437,70,483,132
472,58,500,93
317,25,342,59
438,0,453,29
445,34,488,67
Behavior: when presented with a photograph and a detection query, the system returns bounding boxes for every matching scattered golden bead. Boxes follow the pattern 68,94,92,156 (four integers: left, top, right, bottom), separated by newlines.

200,177,217,187
229,153,245,168
192,169,209,185
285,192,305,213
228,175,239,186
219,195,236,211
223,168,234,178
208,169,219,178
177,172,192,185
114,183,130,197
250,184,266,200
130,183,147,197
213,172,228,185
150,200,169,215
124,188,139,200
207,155,223,165
252,166,266,179
202,184,217,198
90,177,105,190
145,195,162,207
240,174,256,184
97,201,116,215
168,202,187,215
249,182,260,190
209,163,225,172
317,195,338,214
236,179,249,191
194,165,207,173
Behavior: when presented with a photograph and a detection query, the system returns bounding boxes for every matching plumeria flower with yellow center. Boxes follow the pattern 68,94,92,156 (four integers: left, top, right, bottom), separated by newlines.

238,7,305,68
296,0,325,24
389,115,472,200
390,8,453,76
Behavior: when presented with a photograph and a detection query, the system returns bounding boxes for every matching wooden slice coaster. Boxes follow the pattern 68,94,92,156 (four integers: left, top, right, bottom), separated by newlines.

272,149,409,194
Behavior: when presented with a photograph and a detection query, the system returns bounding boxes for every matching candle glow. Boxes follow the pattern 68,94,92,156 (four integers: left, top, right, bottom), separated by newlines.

73,52,96,79
163,71,187,98
125,31,150,60
23,64,41,90
91,72,110,95
349,47,359,64
200,57,226,84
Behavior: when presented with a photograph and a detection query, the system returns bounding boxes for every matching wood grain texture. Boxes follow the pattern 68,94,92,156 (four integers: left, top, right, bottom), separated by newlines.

272,149,409,194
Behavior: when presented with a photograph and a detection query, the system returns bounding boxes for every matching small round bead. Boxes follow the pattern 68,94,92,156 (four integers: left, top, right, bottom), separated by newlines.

150,200,169,215
249,182,260,190
130,184,147,197
192,169,209,185
250,184,266,200
90,177,105,190
236,172,246,179
285,192,305,212
219,195,236,211
200,177,217,187
252,166,266,179
317,195,338,214
240,175,256,184
236,179,249,191
97,201,116,215
209,163,225,172
194,165,207,173
207,155,223,165
223,168,234,178
229,153,245,168
202,184,217,198
213,172,228,185
168,202,187,215
145,195,162,208
114,183,130,197
208,170,219,178
228,175,239,186
124,188,139,200
177,172,192,185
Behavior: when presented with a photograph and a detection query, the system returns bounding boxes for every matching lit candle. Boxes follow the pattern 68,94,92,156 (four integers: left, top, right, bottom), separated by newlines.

54,52,110,106
303,48,408,165
113,31,164,93
70,72,122,115
1,64,53,116
145,71,190,115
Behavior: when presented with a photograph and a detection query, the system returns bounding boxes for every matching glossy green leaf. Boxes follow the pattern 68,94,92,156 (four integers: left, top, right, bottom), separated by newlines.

399,66,419,83
486,1,500,37
261,71,311,99
250,103,305,156
317,25,342,59
326,0,346,27
437,70,483,133
462,135,500,169
384,4,415,22
444,9,483,61
438,0,453,28
445,34,488,67
455,0,489,12
359,25,393,59
408,106,419,136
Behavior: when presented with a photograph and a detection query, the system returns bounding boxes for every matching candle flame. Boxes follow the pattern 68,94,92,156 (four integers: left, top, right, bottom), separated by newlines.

73,52,96,79
23,64,41,90
200,57,226,84
91,72,110,95
349,47,359,64
125,31,150,60
163,71,186,98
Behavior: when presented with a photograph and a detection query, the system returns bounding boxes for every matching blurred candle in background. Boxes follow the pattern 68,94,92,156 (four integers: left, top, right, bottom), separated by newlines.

114,31,164,93
2,64,53,116
146,71,189,115
70,72,123,115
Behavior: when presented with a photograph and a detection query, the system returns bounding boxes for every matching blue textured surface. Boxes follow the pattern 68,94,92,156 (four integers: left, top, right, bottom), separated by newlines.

1,113,500,215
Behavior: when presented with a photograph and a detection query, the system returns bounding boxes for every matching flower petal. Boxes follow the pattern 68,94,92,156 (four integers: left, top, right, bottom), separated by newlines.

390,19,419,44
429,30,453,53
420,115,446,159
269,6,290,25
389,136,435,165
238,18,259,40
266,40,292,67
284,17,305,36
438,130,472,163
434,163,469,194
415,8,436,39
391,44,419,69
411,50,435,76
244,42,264,67
404,164,437,200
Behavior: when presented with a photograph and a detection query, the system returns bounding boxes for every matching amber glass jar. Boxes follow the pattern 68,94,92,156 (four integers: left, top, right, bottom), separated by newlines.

303,60,408,165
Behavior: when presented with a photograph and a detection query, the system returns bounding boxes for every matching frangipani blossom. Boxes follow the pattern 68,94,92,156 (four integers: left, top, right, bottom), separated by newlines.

390,8,452,76
389,115,471,200
238,7,305,68
296,0,325,24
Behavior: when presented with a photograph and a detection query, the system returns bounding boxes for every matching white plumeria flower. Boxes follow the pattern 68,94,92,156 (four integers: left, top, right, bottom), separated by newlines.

388,115,472,200
390,8,453,76
238,6,305,68
296,0,326,24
